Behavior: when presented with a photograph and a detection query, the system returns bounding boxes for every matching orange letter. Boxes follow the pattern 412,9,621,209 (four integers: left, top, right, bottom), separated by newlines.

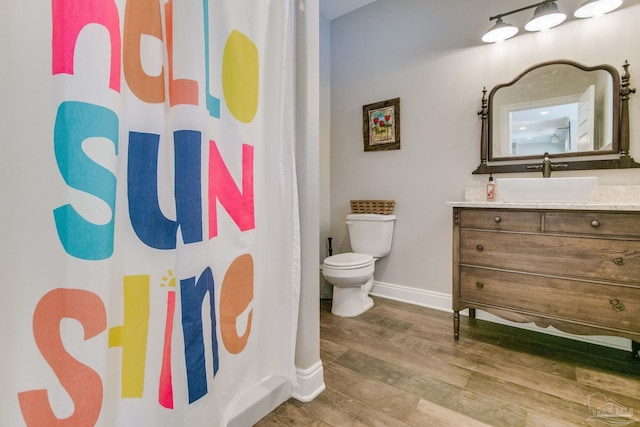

123,0,165,103
220,254,254,354
18,289,106,426
165,0,198,106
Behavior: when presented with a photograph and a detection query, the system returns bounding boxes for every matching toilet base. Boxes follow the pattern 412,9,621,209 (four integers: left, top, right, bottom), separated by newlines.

330,277,374,317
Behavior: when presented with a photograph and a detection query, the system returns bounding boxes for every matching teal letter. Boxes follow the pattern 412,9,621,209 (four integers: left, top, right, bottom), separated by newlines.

53,101,119,260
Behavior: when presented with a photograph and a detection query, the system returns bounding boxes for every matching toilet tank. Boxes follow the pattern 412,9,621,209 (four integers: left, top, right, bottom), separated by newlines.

347,214,396,258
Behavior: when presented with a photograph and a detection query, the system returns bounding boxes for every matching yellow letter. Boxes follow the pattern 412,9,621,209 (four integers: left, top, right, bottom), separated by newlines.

222,30,259,123
108,275,150,397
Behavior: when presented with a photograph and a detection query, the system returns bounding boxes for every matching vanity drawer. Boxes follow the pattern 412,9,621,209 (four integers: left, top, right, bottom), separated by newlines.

544,211,640,238
460,230,640,285
459,209,540,232
459,267,640,333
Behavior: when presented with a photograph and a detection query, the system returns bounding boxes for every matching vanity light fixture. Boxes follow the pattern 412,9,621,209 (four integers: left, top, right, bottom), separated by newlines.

481,17,519,43
482,0,623,43
524,1,566,31
574,0,623,18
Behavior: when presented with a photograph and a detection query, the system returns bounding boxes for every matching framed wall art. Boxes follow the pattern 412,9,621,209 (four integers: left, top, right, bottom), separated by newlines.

363,97,400,152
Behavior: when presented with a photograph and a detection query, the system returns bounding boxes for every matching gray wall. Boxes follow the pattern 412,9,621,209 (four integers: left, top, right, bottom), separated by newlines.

320,15,331,261
321,0,640,307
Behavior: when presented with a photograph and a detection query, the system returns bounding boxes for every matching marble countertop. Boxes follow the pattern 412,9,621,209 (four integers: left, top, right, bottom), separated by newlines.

446,201,640,210
449,184,640,210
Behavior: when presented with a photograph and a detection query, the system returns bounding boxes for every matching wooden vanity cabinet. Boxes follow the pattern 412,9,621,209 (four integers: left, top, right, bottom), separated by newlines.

452,207,640,358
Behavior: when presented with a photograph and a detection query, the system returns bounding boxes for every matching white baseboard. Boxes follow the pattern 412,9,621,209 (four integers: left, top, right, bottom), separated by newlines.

292,360,326,402
370,280,453,312
370,280,631,352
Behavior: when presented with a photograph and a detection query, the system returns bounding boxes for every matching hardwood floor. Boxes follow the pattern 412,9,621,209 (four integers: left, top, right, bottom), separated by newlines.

255,296,640,426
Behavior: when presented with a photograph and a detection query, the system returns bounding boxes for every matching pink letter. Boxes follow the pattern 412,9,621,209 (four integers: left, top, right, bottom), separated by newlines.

208,142,255,238
52,0,121,91
159,290,176,409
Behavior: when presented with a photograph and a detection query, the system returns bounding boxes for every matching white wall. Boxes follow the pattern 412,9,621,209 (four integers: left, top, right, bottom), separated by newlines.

325,0,640,305
320,15,332,261
292,0,325,403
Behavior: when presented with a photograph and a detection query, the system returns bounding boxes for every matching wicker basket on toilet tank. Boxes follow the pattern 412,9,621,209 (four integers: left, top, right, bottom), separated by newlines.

350,200,395,215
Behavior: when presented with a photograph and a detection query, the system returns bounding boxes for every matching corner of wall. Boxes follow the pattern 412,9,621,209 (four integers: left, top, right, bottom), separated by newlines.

292,360,326,402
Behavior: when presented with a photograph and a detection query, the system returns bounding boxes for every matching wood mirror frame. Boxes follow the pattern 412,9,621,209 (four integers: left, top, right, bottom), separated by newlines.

473,60,637,174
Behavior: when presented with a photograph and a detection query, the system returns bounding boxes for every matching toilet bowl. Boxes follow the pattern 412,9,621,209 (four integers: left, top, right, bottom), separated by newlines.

322,252,375,317
322,213,396,317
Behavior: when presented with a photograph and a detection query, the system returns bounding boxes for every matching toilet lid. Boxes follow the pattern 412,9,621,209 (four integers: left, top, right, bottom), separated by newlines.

323,253,374,269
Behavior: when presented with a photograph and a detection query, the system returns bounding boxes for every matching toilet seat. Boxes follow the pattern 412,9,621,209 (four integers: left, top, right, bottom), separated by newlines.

323,253,374,270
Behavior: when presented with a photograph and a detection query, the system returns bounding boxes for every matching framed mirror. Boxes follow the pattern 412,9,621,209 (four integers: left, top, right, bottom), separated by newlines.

473,60,637,174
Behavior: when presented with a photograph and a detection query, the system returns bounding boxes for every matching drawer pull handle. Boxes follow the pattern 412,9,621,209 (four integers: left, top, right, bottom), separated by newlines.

610,298,625,312
494,216,502,223
476,245,484,252
591,220,600,228
476,282,485,289
614,257,625,266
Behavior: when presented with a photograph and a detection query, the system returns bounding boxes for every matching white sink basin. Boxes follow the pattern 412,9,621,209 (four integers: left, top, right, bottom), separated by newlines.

495,177,598,203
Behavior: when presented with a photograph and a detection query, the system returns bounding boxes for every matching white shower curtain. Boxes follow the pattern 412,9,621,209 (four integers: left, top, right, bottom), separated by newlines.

0,0,299,425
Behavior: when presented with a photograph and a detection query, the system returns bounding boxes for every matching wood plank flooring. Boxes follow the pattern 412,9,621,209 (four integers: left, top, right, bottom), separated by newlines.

255,297,640,426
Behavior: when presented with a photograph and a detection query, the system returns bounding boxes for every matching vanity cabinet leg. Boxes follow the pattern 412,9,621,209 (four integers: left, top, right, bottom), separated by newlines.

633,340,640,359
454,311,460,341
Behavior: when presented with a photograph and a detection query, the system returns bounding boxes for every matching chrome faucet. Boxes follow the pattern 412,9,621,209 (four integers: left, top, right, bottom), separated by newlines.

527,152,568,177
541,152,552,178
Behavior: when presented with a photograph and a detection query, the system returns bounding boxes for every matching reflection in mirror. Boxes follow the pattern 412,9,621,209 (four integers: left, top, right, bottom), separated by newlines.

490,62,615,161
474,60,638,175
509,103,576,156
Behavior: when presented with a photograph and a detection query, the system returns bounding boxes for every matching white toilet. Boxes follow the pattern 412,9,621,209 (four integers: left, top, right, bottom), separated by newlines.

322,213,396,317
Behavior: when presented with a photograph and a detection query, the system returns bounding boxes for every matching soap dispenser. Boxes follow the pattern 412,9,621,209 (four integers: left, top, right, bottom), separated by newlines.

486,174,496,201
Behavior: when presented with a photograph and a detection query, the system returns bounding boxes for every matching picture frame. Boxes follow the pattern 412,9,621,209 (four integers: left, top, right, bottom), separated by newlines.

363,97,400,152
